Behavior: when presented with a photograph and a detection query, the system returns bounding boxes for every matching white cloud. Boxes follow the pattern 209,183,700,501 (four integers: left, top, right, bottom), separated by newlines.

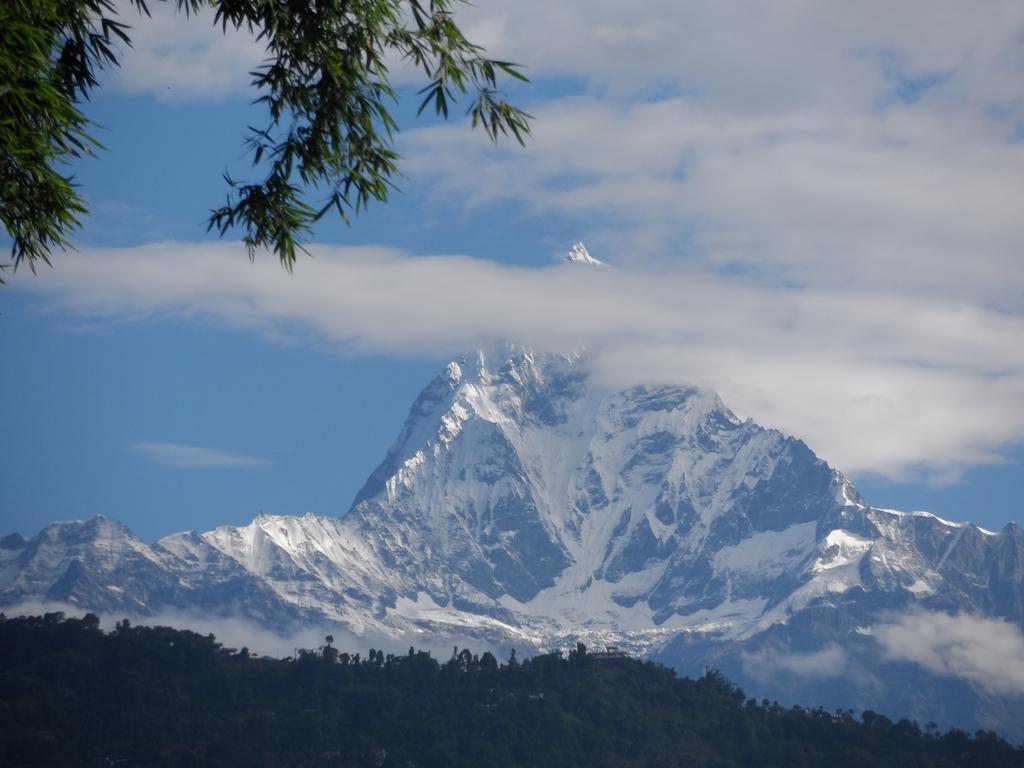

101,1,436,101
14,242,1024,482
107,1,1024,115
132,441,271,470
402,95,1024,310
872,610,1024,697
743,643,850,681
460,0,1024,114
108,3,265,101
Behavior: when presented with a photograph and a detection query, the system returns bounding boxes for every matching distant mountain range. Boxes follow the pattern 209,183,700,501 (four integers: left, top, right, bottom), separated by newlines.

3,246,1022,738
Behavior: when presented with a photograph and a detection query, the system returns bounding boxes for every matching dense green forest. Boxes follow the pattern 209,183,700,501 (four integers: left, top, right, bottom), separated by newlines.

1,613,1022,767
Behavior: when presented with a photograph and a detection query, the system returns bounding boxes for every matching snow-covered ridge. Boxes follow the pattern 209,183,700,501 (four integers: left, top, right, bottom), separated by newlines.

874,507,998,536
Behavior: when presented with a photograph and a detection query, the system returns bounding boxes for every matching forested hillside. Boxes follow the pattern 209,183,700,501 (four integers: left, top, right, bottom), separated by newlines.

1,613,1021,767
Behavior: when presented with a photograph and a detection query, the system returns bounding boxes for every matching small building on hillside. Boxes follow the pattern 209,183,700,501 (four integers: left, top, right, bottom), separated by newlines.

590,645,629,661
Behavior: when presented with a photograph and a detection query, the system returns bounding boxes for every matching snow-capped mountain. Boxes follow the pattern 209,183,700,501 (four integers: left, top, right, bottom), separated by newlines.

2,247,1023,735
345,346,873,644
563,242,606,266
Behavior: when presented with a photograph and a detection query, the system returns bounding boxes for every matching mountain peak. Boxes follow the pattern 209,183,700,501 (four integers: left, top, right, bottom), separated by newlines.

563,242,606,266
0,533,26,550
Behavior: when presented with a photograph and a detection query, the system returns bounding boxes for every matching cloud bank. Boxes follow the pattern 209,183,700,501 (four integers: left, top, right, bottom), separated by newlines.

403,96,1024,312
460,0,1024,108
398,0,1024,312
16,242,1024,481
132,441,271,470
742,643,850,682
872,610,1024,698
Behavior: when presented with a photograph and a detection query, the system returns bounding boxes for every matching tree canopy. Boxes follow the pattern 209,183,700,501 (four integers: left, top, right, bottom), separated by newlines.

0,0,531,282
3,612,1023,767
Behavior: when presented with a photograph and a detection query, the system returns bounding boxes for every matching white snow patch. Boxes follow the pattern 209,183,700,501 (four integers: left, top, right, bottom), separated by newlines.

393,592,540,645
667,597,770,638
715,522,817,577
814,529,873,573
906,578,934,596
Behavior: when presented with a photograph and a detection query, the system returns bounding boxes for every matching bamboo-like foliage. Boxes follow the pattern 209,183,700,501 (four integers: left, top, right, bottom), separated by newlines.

0,0,531,280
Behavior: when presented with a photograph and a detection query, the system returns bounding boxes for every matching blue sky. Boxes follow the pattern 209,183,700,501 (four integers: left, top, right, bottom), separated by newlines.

3,1,1024,541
